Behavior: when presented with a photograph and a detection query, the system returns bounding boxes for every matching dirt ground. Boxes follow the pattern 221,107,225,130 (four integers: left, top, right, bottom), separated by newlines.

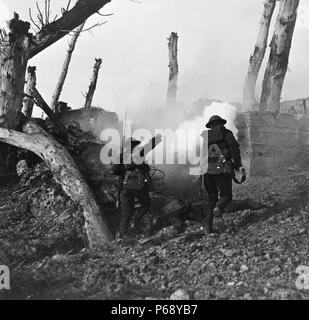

1,163,309,300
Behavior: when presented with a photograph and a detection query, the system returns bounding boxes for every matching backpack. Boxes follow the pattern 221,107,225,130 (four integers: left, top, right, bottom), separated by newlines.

207,127,233,176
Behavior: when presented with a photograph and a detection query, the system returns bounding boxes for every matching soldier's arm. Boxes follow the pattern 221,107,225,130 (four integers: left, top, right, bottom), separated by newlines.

111,163,124,176
225,131,242,170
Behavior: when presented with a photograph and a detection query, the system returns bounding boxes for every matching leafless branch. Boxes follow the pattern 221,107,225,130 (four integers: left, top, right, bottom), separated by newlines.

96,12,114,17
29,8,41,32
60,21,107,34
28,0,112,59
36,1,45,26
66,0,72,12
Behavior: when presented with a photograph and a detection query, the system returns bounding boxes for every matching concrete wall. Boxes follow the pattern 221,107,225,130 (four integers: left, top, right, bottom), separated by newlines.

236,111,309,176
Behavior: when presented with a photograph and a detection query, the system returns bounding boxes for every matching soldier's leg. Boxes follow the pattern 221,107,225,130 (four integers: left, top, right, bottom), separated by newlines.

204,174,219,233
215,175,233,214
119,190,135,238
133,191,150,229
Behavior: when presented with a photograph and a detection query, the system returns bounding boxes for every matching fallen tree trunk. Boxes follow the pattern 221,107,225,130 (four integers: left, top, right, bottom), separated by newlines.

0,121,113,247
84,58,102,109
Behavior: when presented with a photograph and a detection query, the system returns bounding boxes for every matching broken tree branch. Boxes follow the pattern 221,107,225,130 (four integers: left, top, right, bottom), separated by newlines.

31,88,56,122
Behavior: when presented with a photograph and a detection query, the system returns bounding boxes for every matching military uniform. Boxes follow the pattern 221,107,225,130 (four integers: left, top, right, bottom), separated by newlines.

203,115,243,233
112,139,151,239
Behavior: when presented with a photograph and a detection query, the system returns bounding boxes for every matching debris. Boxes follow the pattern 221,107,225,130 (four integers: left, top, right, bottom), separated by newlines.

240,264,249,273
170,289,190,300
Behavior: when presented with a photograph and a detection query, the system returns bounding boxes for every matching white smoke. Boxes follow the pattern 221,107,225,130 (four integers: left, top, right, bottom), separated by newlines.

0,1,10,29
177,101,238,152
296,3,309,30
143,101,238,167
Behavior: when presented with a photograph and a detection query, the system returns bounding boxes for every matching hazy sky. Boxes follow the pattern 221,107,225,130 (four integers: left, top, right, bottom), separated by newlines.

1,0,309,118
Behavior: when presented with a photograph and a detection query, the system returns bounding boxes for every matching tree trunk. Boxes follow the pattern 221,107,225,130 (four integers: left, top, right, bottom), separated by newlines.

260,0,300,114
242,0,276,111
51,22,85,112
23,66,37,118
84,58,102,109
0,14,30,175
0,121,113,247
167,32,179,108
0,1,111,173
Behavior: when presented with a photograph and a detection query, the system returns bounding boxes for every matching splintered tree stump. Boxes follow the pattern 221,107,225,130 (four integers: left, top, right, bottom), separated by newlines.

51,22,85,112
242,0,277,111
0,1,111,174
84,58,102,109
0,121,113,247
260,0,300,114
167,32,179,108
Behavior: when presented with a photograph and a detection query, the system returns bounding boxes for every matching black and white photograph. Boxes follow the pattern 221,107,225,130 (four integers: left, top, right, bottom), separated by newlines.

0,0,309,303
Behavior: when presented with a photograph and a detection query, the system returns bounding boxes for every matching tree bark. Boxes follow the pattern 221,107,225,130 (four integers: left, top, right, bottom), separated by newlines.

84,58,102,109
167,32,179,108
28,0,111,59
23,66,37,118
0,121,113,247
260,0,300,114
51,22,85,112
242,0,276,111
0,14,30,174
0,1,112,173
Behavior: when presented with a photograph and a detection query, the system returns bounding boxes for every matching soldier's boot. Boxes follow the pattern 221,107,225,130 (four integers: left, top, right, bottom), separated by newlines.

205,210,219,235
213,206,222,218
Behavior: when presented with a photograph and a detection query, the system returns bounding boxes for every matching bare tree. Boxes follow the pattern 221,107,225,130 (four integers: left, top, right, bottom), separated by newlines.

167,32,179,107
0,0,111,173
51,22,85,112
23,66,37,118
0,0,113,246
242,0,277,111
260,0,300,114
84,58,102,109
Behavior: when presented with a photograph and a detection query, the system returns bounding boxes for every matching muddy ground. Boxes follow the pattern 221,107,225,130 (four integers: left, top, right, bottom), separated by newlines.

1,163,309,300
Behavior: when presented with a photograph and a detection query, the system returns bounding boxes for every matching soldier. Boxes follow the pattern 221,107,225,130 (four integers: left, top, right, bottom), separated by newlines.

202,115,246,234
112,138,152,240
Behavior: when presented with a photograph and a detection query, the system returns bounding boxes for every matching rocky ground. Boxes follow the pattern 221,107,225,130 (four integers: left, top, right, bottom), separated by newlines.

1,163,309,300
